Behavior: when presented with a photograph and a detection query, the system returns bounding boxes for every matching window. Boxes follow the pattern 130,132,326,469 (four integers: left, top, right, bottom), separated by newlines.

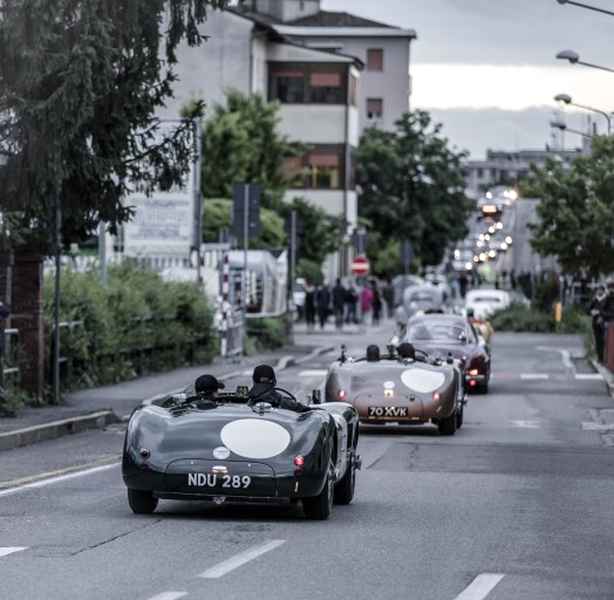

367,98,383,119
269,63,348,104
367,48,384,71
283,145,346,190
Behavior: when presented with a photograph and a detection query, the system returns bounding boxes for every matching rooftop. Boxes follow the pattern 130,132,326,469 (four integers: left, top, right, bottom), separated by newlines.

286,10,397,28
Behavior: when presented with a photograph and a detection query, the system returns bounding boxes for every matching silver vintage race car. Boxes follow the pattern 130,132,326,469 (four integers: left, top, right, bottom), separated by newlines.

324,343,467,435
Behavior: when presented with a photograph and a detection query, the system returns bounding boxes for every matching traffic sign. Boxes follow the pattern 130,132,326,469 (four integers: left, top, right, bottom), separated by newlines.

351,255,370,276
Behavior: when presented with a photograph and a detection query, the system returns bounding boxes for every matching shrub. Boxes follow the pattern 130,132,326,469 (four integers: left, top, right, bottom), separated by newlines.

42,264,217,390
246,316,289,351
490,303,590,335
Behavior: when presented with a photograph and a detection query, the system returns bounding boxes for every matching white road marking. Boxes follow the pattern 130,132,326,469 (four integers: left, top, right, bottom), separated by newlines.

520,373,549,380
0,463,119,499
298,370,328,378
575,373,604,381
145,593,187,600
454,573,505,600
199,539,286,579
510,420,541,429
537,346,574,370
582,422,614,431
0,547,28,558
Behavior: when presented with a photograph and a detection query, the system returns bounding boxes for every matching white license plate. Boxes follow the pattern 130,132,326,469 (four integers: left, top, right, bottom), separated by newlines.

187,473,252,489
368,406,409,418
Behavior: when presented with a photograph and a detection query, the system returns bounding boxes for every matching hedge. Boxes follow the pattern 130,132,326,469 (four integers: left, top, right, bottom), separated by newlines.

490,303,590,335
41,263,217,391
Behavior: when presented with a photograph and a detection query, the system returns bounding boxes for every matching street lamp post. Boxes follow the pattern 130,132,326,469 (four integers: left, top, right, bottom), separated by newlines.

556,0,614,18
556,49,614,74
554,93,612,135
550,120,594,139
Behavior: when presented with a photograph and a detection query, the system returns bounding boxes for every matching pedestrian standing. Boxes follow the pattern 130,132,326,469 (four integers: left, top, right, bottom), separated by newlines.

372,280,382,326
0,300,10,390
590,285,607,363
382,278,394,319
345,284,358,324
360,283,374,325
316,283,331,330
459,272,468,299
304,281,316,332
332,278,346,330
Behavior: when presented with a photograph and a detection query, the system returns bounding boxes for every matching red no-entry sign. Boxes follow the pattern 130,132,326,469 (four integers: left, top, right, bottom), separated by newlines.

351,255,370,276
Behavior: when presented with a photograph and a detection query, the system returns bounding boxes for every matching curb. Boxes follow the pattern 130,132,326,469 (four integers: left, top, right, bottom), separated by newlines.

590,358,614,399
0,345,335,452
0,410,120,452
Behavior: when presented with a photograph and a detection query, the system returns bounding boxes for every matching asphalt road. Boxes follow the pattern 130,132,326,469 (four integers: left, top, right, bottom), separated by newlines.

2,325,614,600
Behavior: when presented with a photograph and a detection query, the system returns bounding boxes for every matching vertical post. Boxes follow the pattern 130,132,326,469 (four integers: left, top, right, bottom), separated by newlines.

243,184,249,353
53,194,62,404
291,210,297,294
99,222,107,286
193,119,203,284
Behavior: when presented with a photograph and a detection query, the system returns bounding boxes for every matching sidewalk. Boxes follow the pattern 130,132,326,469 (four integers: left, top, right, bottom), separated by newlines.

0,343,332,451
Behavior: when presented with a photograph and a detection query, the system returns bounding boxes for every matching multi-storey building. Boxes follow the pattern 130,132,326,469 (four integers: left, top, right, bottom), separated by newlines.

159,0,416,276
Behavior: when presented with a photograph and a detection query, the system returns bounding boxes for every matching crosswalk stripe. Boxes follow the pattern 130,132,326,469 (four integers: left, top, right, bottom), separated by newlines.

520,373,550,380
575,373,603,381
146,593,187,600
0,547,27,558
454,573,505,600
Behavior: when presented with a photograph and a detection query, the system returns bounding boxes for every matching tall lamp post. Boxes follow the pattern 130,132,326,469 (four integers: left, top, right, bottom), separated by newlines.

556,49,614,74
550,120,594,139
556,0,614,18
554,93,612,135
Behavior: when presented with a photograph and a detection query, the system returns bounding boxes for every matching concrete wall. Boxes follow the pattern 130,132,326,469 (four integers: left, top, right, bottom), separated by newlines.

278,105,348,144
251,34,269,96
159,11,253,119
302,36,411,133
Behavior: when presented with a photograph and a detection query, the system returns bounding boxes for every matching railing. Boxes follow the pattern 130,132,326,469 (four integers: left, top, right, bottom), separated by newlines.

2,328,20,386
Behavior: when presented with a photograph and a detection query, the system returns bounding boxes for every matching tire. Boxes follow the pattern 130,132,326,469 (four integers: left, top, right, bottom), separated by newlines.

303,466,334,520
478,378,489,394
438,412,457,436
127,488,158,514
456,406,464,429
334,454,356,505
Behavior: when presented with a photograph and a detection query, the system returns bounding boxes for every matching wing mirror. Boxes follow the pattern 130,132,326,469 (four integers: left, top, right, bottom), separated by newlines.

390,335,400,347
339,344,347,364
311,389,322,405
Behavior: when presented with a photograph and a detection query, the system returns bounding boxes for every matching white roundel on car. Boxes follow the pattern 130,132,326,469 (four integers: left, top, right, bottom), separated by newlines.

220,419,291,459
400,369,446,394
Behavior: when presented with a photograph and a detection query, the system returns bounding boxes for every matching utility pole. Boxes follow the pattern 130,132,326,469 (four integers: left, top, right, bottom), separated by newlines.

98,222,107,287
193,119,203,284
243,183,249,352
53,192,62,405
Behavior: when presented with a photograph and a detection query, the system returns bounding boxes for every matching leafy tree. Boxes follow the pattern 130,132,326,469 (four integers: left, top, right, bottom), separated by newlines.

529,136,614,278
355,110,472,271
0,0,226,250
199,91,302,208
202,199,286,250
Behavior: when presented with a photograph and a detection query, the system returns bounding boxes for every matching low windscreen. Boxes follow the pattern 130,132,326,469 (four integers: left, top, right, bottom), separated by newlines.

406,321,466,342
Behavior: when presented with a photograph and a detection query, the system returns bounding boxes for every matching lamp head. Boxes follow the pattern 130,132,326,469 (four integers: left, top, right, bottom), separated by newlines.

550,120,567,131
554,93,572,104
556,49,580,64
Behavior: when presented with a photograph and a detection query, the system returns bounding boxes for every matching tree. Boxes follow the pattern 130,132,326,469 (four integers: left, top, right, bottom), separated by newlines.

355,110,473,273
0,0,227,249
199,91,302,209
529,136,614,278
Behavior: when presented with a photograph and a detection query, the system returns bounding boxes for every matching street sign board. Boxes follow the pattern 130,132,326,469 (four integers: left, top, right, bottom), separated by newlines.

351,255,370,276
232,183,262,245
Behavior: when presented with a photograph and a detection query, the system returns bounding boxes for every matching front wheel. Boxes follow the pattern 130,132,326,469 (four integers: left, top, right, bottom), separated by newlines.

334,454,356,505
303,466,334,520
438,412,457,436
127,489,158,514
456,406,464,429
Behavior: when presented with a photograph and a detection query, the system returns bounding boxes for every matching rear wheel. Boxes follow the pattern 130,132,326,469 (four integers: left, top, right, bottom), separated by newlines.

303,465,334,520
456,406,464,429
127,489,158,514
478,378,489,394
334,454,356,505
438,412,457,436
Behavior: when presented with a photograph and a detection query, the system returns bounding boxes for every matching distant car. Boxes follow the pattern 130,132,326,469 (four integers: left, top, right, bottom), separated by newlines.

466,289,510,320
324,344,466,435
395,284,445,328
123,387,360,520
403,313,491,393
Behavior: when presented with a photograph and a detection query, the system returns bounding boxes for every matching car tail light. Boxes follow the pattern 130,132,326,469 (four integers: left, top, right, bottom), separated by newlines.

469,379,477,388
432,392,441,402
293,455,305,468
338,389,347,401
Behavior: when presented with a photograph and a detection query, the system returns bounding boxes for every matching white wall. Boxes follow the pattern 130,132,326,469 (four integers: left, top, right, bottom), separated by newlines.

302,36,411,133
251,33,268,96
278,105,348,144
254,0,320,22
284,189,344,218
158,11,254,119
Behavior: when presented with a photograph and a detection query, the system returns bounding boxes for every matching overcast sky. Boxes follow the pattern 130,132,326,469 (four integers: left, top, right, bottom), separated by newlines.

323,0,614,157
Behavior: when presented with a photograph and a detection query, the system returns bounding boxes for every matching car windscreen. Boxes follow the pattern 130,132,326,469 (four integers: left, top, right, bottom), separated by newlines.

471,296,502,303
406,321,466,342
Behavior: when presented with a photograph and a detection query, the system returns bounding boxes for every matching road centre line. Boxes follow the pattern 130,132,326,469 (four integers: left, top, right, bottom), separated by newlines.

145,593,187,600
199,539,286,579
520,373,550,380
454,574,505,600
0,547,28,558
0,462,119,499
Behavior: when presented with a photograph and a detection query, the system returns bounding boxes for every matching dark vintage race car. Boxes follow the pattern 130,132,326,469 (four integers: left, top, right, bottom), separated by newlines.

402,313,491,393
122,387,360,520
324,344,466,435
